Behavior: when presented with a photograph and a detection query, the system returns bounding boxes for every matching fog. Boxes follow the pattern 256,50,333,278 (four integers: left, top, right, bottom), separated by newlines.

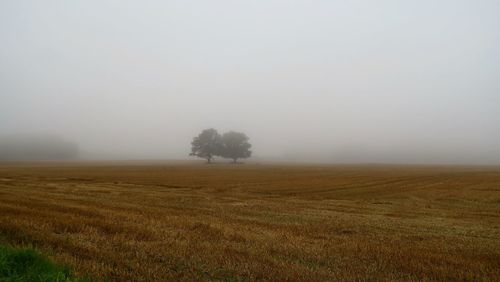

1,1,499,164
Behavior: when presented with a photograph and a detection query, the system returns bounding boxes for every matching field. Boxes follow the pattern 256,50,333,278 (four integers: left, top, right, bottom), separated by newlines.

0,162,499,281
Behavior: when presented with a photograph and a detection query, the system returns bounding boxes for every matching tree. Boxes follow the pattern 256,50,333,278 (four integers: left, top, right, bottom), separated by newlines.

221,131,252,163
190,128,223,163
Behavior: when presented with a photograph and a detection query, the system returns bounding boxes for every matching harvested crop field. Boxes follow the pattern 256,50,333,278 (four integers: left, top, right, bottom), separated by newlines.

0,162,499,281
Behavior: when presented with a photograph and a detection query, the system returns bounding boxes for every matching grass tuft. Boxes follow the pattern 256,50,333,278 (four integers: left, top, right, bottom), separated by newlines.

0,245,85,281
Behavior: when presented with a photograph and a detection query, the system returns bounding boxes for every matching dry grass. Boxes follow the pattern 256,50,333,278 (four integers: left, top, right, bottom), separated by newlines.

0,161,499,281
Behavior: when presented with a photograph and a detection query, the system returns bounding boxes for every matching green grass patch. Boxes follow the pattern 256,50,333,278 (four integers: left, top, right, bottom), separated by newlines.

0,245,86,282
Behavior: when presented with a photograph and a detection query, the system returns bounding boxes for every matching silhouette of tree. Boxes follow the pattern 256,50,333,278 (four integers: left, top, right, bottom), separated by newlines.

221,131,252,163
189,128,223,163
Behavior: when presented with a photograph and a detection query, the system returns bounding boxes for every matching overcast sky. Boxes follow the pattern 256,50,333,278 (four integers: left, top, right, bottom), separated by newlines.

1,0,499,164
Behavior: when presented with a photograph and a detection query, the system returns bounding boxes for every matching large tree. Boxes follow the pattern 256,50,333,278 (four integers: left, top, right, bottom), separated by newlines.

190,128,223,163
221,131,252,163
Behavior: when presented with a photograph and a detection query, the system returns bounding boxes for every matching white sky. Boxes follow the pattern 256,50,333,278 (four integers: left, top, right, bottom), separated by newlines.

1,0,499,163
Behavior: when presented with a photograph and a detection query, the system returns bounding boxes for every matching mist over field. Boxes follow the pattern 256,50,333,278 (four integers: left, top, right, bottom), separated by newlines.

1,0,499,164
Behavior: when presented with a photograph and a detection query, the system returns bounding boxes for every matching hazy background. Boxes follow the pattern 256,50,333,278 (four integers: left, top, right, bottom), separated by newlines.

1,0,499,164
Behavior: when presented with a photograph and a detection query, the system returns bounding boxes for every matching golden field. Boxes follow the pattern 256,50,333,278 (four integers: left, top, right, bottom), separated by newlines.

0,162,499,281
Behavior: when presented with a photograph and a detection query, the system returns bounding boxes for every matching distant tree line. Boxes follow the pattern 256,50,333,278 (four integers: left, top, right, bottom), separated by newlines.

190,129,252,163
0,135,78,161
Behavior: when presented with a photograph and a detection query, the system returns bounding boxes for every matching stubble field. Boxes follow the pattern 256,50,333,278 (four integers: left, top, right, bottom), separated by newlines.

0,162,499,281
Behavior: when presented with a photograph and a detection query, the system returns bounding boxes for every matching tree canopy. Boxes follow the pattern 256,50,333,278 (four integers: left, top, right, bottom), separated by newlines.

189,128,223,163
190,129,252,163
221,131,252,163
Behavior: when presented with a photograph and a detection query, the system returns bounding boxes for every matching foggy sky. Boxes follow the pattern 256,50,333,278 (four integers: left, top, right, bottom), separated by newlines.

1,0,499,164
